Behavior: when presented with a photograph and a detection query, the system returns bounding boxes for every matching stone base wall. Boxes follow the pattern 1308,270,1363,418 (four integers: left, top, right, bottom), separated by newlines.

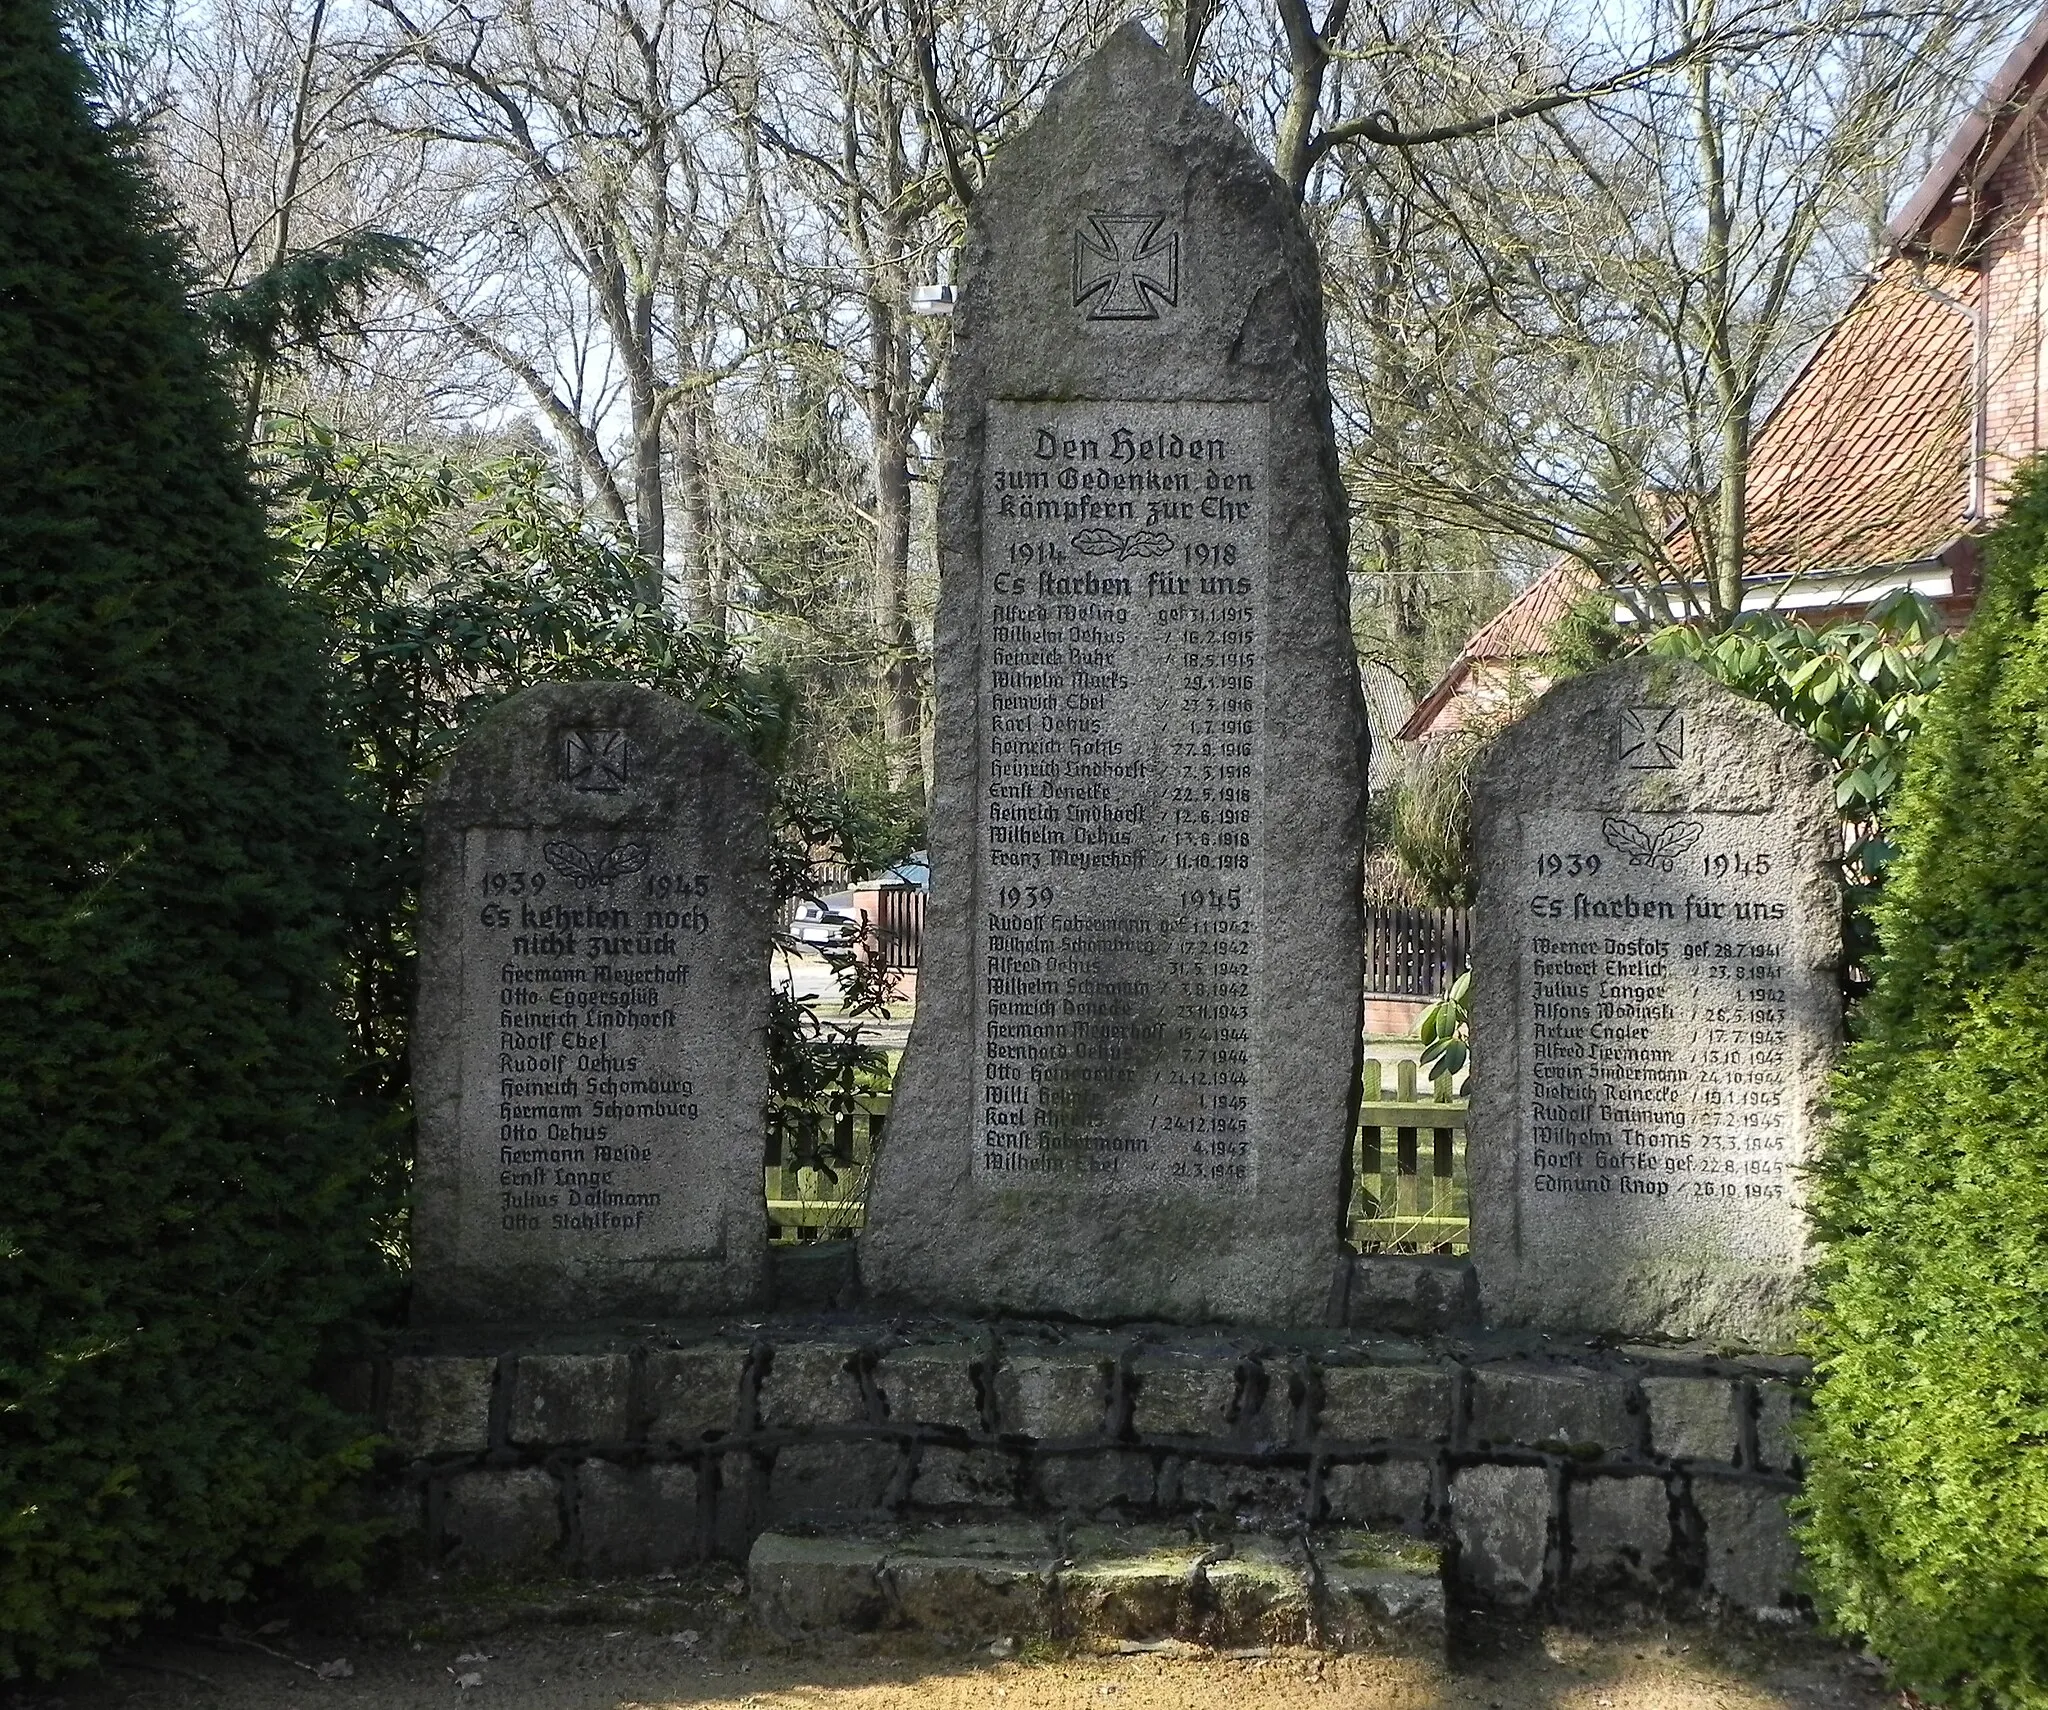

350,1318,1807,1617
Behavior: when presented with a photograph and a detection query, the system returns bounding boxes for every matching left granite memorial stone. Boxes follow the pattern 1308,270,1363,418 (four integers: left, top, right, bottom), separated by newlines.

411,682,773,1321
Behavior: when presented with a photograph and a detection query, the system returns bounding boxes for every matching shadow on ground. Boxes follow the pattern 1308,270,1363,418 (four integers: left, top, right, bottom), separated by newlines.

23,1568,1892,1710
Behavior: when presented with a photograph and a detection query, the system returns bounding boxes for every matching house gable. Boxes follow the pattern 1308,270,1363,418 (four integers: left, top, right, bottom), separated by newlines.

1399,17,2048,744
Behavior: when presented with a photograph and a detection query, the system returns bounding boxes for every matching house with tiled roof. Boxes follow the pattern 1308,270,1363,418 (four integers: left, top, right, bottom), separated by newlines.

1400,10,2048,741
1396,560,1592,741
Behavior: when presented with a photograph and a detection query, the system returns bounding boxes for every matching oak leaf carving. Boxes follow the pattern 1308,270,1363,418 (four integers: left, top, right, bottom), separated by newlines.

1599,815,1704,874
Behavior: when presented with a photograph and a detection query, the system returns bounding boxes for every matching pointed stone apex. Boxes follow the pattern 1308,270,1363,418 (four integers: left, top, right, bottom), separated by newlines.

1071,22,1187,102
1099,19,1172,63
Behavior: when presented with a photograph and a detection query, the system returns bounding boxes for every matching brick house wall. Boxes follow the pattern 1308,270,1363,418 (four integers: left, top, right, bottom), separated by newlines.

1978,117,2048,499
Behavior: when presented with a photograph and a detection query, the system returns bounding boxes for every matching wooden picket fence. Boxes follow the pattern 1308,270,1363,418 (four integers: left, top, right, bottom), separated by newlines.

764,1052,1469,1254
1364,906,1470,998
764,1084,886,1244
1350,1054,1469,1255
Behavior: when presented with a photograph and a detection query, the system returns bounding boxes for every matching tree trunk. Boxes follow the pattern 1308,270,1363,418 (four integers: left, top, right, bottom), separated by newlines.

1691,20,1745,631
1164,0,1220,80
1273,0,1344,201
869,259,923,814
1713,404,1750,624
625,281,666,603
674,386,726,638
243,0,328,443
857,68,925,817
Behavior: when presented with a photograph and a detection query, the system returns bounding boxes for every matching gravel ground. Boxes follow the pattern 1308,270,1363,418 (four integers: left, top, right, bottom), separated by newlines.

21,1568,1894,1710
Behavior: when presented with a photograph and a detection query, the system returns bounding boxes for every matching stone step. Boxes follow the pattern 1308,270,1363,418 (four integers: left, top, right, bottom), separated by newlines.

748,1517,1443,1657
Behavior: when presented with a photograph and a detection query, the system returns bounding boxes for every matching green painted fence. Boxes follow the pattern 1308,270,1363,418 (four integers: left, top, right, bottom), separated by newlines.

765,1053,1472,1254
1351,1055,1469,1255
765,1086,883,1243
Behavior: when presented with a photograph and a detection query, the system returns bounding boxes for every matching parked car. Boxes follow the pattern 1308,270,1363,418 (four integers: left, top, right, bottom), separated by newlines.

789,901,861,947
880,851,930,892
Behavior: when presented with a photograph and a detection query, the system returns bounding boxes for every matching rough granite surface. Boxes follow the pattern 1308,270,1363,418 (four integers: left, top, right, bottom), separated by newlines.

412,682,771,1321
859,25,1366,1325
1469,657,1840,1348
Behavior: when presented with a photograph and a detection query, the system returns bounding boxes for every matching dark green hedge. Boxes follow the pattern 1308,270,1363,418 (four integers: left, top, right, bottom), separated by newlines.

1803,462,2048,1707
0,0,385,1677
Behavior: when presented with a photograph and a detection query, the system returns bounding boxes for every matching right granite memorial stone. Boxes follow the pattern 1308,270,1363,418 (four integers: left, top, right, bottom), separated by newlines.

1470,656,1841,1348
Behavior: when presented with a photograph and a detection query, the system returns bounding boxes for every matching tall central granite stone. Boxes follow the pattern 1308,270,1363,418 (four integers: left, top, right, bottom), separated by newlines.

861,27,1366,1324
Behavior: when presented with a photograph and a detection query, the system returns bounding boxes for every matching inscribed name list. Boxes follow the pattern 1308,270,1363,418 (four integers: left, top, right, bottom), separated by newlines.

1512,807,1803,1257
465,825,719,1261
974,399,1268,1192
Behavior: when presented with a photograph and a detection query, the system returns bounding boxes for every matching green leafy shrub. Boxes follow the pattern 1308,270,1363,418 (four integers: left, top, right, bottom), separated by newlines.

1389,730,1483,906
276,426,904,1150
276,424,785,1109
1646,591,1956,872
1644,594,1956,987
1800,466,2048,1708
0,11,382,1677
1415,969,1469,1084
1547,589,1628,676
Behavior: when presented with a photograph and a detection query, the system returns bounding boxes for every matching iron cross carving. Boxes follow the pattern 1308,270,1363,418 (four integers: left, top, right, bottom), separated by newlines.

563,727,632,792
1072,213,1180,321
1617,705,1685,768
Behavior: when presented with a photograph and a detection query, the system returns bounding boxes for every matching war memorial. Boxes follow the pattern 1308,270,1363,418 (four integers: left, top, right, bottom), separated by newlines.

385,27,1839,1646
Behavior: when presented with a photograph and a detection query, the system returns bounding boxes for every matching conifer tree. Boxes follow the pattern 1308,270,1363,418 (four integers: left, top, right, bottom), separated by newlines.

1803,462,2048,1708
0,0,379,1675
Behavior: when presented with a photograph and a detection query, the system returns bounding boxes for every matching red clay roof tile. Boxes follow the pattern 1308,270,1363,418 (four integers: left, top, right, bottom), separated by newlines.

1670,257,1976,583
